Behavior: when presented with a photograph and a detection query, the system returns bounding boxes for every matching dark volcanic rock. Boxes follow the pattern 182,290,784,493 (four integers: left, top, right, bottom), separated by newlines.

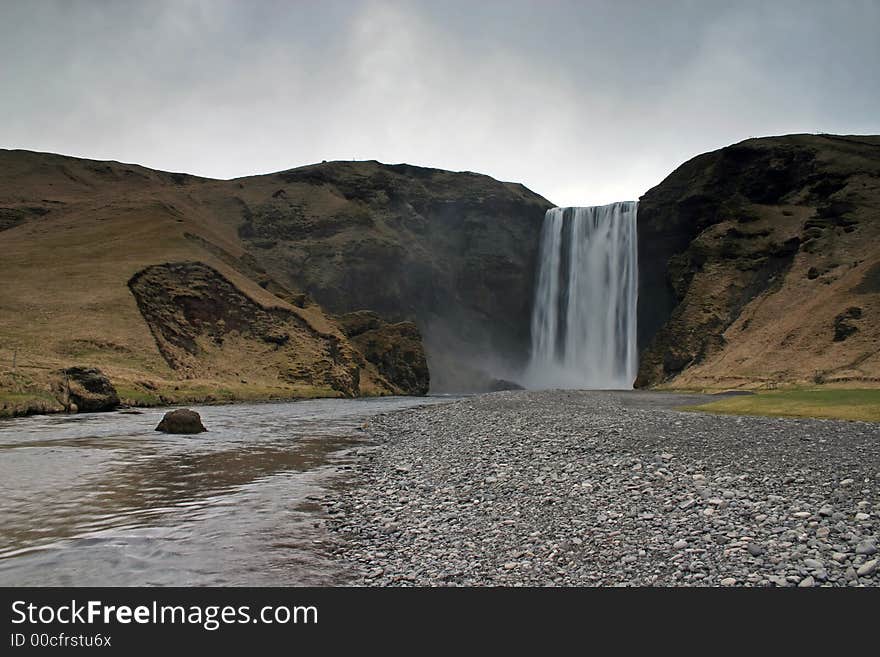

338,311,429,396
833,307,863,342
156,408,207,434
59,367,119,412
486,378,525,392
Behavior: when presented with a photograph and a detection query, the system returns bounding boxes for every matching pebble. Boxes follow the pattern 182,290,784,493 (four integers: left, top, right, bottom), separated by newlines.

857,560,877,577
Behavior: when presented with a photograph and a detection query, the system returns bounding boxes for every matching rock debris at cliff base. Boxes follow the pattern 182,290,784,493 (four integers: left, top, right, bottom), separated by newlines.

327,390,879,586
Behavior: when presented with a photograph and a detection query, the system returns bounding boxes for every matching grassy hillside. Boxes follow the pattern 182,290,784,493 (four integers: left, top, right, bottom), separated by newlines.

0,150,425,416
637,134,880,391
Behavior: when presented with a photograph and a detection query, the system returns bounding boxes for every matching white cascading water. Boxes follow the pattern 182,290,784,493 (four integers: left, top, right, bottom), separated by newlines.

525,202,638,389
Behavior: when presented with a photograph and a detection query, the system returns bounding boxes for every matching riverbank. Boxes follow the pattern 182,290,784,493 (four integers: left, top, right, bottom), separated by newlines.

0,377,402,419
328,390,879,586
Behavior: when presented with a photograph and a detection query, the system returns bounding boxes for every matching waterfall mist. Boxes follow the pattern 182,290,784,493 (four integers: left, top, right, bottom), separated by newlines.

526,202,638,389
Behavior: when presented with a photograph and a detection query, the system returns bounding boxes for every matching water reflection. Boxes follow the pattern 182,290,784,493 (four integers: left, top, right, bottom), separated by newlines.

0,397,447,586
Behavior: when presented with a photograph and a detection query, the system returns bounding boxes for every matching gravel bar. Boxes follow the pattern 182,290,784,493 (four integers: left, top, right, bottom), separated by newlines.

327,390,879,586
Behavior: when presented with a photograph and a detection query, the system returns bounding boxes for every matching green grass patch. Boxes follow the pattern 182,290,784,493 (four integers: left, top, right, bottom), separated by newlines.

0,390,63,418
683,388,880,422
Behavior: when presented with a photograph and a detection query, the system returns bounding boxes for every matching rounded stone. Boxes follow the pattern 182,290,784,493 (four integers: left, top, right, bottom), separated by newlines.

155,408,207,434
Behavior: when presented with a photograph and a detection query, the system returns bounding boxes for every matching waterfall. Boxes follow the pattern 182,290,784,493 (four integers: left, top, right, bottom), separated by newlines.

525,202,638,389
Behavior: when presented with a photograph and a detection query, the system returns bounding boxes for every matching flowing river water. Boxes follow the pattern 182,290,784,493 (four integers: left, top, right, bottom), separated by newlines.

0,397,450,586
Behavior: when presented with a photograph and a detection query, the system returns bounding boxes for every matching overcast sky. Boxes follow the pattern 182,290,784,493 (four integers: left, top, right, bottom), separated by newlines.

2,0,878,206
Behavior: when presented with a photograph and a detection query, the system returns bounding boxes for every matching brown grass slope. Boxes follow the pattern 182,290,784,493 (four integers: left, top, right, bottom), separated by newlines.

0,150,426,415
636,134,880,389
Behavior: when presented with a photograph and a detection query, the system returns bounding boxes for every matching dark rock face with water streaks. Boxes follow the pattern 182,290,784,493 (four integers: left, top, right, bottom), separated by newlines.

230,161,553,391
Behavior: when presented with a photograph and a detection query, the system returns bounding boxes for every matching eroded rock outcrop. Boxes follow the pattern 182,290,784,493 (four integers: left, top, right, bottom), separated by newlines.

57,366,120,412
128,262,364,397
337,311,429,395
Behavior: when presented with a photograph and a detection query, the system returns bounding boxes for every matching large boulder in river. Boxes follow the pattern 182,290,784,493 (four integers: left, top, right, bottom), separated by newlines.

156,408,207,434
60,366,120,412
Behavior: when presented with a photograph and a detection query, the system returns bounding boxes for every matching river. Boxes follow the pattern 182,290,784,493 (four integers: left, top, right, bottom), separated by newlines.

0,397,449,586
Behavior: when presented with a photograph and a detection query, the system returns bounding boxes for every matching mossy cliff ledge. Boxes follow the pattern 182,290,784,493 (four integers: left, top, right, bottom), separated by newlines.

636,134,880,389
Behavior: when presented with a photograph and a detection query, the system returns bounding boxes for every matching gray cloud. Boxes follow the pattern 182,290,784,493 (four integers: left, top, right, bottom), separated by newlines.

1,0,878,206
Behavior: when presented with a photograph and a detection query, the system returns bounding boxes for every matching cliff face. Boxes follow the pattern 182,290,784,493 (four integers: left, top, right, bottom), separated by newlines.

636,134,880,389
220,161,552,391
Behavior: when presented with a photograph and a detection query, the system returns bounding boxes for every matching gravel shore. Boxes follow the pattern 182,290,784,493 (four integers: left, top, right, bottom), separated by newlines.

327,390,879,586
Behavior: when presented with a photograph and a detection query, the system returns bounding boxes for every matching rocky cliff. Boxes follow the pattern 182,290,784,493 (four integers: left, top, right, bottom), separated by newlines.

636,134,880,389
219,160,552,391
